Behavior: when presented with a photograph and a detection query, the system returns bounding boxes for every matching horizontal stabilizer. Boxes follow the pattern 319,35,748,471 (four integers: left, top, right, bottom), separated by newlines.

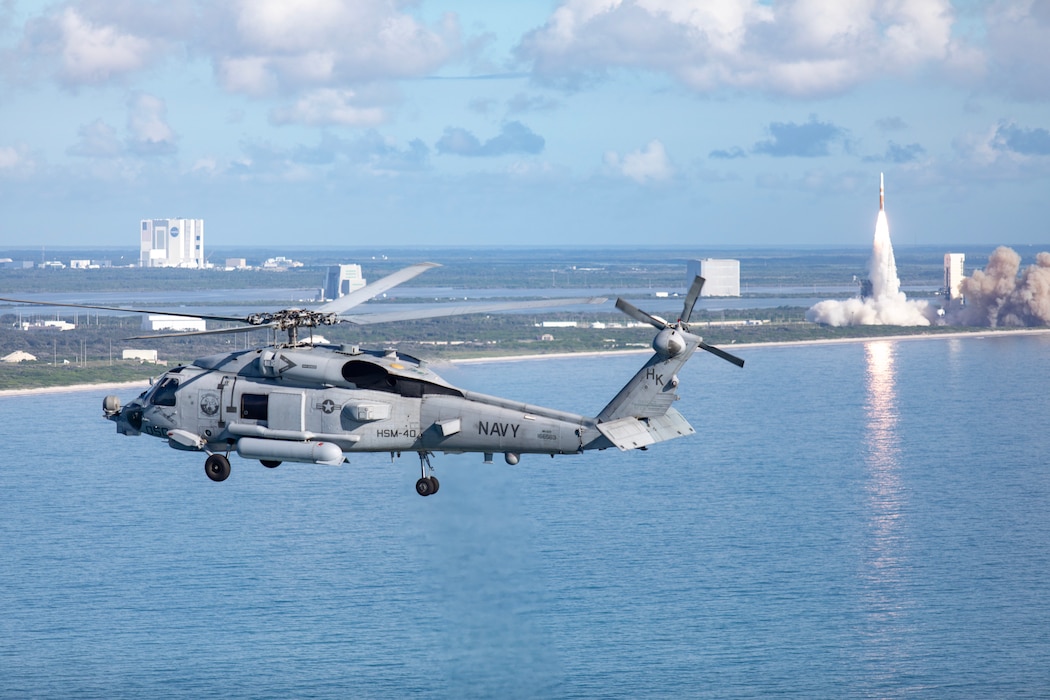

597,408,695,451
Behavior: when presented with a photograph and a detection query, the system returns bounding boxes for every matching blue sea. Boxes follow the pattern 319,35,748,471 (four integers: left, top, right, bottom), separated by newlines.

2,333,1049,698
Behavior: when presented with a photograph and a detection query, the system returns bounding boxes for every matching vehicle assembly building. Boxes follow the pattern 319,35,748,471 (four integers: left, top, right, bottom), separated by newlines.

140,218,205,268
323,264,367,301
686,259,740,296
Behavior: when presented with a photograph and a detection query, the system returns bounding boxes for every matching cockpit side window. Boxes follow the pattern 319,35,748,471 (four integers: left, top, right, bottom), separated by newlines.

150,377,179,406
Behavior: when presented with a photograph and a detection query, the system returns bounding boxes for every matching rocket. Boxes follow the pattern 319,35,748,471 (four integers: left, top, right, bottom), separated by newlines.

879,172,884,211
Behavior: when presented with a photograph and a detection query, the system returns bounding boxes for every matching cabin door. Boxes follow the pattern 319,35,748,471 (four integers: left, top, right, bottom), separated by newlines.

268,391,305,432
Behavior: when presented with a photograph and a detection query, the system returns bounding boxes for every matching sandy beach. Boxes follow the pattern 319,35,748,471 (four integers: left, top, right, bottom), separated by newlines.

449,327,1050,364
0,380,151,398
5,327,1047,398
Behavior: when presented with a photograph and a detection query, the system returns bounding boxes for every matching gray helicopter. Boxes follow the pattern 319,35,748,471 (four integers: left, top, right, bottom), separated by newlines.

1,263,743,495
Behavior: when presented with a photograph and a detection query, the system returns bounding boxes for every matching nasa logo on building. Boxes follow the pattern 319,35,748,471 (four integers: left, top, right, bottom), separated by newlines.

170,227,180,238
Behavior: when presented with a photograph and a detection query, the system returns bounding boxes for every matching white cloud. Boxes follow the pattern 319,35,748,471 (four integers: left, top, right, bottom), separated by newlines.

67,119,123,158
984,0,1050,100
9,1,460,98
126,93,177,155
518,0,980,97
604,139,673,183
56,7,152,85
270,89,386,127
217,55,277,96
214,0,462,94
0,143,38,177
0,145,21,168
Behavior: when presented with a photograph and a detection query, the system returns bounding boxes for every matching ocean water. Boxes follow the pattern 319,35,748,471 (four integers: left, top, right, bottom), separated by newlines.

2,333,1049,698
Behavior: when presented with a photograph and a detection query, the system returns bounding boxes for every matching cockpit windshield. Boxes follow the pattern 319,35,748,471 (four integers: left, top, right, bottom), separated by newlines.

149,377,179,406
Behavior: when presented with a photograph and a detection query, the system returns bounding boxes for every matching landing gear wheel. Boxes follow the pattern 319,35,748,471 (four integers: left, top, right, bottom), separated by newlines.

260,460,281,468
415,451,439,497
205,454,231,482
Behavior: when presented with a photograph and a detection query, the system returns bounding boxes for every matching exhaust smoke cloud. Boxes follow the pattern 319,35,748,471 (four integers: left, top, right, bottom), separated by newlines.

807,186,934,327
949,247,1050,327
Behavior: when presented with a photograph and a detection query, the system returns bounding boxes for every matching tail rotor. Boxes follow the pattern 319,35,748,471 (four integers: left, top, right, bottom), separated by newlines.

614,276,744,368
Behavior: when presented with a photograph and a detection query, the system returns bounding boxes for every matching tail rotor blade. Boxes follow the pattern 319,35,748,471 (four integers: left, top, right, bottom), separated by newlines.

681,276,705,324
699,341,745,368
615,297,668,329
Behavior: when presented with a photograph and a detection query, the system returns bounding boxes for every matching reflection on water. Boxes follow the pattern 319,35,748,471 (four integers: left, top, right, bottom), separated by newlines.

861,341,911,678
864,341,905,574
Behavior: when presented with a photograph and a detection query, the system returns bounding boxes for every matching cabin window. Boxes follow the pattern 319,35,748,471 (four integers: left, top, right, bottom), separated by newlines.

240,394,268,421
150,377,179,407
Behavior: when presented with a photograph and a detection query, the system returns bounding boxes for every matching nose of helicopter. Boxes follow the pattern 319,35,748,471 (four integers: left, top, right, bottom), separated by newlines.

103,395,144,435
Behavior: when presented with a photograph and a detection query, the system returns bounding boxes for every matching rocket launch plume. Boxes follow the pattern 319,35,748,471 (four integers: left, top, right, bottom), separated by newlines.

807,175,934,327
948,247,1050,327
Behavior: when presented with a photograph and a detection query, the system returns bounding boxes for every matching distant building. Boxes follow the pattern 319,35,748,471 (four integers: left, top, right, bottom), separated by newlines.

2,350,37,363
22,320,74,331
140,218,205,268
122,349,159,363
0,259,33,269
262,256,303,270
142,314,207,332
225,258,248,270
944,253,965,301
686,259,740,297
323,264,367,301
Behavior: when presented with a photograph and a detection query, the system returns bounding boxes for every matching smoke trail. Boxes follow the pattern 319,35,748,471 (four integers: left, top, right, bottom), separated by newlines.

807,209,934,327
949,247,1050,327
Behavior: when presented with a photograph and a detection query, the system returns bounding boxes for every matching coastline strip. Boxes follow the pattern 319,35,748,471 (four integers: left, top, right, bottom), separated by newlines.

3,328,1048,396
449,328,1050,365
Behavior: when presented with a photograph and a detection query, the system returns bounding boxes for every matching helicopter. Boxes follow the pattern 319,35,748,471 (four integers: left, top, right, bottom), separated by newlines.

0,263,743,496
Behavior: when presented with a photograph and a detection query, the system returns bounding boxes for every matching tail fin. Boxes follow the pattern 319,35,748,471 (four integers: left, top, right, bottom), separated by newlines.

593,283,745,451
598,329,700,422
593,329,701,451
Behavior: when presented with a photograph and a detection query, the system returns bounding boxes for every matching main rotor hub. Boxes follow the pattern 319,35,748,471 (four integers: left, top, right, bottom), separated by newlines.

246,310,338,330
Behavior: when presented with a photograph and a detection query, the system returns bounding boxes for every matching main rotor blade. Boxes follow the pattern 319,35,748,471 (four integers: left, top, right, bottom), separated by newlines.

125,324,277,340
614,297,668,329
681,276,705,324
340,296,607,325
0,296,248,323
699,340,745,368
316,262,440,315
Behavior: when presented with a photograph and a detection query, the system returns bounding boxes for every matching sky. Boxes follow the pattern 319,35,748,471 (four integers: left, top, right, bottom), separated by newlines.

1,0,1049,250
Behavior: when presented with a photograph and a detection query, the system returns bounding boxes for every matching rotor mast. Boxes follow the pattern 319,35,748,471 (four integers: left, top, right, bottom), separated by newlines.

245,309,339,346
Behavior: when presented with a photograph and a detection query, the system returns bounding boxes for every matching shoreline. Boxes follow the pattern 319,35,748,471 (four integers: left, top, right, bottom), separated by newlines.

448,327,1050,364
4,327,1048,397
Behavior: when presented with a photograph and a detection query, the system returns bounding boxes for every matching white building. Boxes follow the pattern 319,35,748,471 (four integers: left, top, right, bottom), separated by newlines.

944,253,965,300
2,350,37,363
122,349,159,363
323,264,367,301
140,218,205,268
142,314,207,332
22,320,75,331
686,259,740,297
